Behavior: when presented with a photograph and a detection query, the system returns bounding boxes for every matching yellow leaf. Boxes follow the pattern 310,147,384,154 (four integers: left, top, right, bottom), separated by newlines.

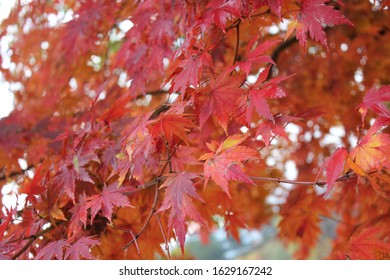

50,208,67,221
219,134,248,153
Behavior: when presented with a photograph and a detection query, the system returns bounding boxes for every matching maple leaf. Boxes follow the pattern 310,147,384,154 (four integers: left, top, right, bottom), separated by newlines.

199,134,258,195
246,89,274,122
278,187,329,259
55,152,95,201
316,147,348,196
338,227,390,260
349,117,390,172
228,39,278,76
203,0,242,31
59,1,116,62
295,0,352,48
0,208,13,241
253,0,282,17
67,193,89,237
64,236,100,260
35,240,68,260
256,118,289,146
88,183,131,224
0,239,18,260
254,70,293,100
170,52,213,93
149,113,194,146
196,72,245,132
100,94,132,124
265,0,282,17
357,85,390,123
158,173,205,251
245,66,292,123
20,165,46,205
123,114,155,182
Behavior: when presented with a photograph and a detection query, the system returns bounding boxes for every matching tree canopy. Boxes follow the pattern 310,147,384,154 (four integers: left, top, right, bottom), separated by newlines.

0,0,389,260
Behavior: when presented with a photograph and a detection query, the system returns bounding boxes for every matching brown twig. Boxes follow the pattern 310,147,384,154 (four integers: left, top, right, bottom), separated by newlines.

122,140,183,251
11,225,55,260
0,165,35,182
249,172,358,187
319,214,355,227
267,36,297,80
232,24,240,66
122,184,159,251
155,213,170,259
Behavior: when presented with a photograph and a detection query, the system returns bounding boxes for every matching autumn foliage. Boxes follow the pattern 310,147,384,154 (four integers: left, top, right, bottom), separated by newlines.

0,0,390,260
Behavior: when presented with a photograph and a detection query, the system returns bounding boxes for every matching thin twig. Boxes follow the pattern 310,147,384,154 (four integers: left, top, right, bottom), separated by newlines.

11,225,55,260
319,214,355,227
155,213,170,259
267,36,297,79
122,184,159,251
0,165,35,182
232,24,240,66
250,172,358,186
122,140,183,251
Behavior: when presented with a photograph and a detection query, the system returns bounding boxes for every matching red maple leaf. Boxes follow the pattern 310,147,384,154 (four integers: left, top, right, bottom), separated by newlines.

247,89,274,122
123,114,155,182
349,117,390,172
253,0,282,17
196,72,245,132
357,85,390,123
254,68,292,99
295,0,352,48
158,173,205,251
228,39,278,75
0,239,18,260
67,193,89,237
55,151,95,201
35,240,68,260
265,0,282,17
203,0,242,31
149,113,194,146
170,51,213,93
64,236,100,260
0,208,13,241
337,227,390,259
245,66,292,123
199,134,258,195
316,147,348,196
256,114,292,146
20,165,46,205
88,183,131,224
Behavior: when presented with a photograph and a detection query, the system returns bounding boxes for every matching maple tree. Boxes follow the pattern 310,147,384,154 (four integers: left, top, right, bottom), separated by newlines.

0,0,389,260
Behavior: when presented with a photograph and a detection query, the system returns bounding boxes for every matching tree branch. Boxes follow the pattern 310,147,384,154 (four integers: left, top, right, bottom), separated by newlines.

11,225,55,260
267,35,297,79
122,140,183,251
122,184,159,251
250,171,357,187
0,165,35,182
232,24,240,66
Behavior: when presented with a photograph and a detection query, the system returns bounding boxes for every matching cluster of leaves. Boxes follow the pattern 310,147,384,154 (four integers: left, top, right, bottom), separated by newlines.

0,0,389,259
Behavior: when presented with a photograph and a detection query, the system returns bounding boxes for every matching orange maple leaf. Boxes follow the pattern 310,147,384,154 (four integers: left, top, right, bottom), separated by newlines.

350,117,390,172
335,227,390,260
199,134,258,196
